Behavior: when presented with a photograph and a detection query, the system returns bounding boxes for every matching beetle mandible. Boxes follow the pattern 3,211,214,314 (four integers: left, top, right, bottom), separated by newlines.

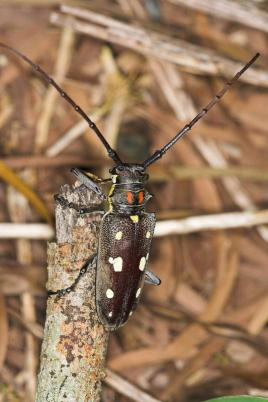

0,43,259,330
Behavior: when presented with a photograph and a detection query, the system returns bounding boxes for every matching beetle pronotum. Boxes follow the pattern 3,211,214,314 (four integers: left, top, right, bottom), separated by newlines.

0,42,259,330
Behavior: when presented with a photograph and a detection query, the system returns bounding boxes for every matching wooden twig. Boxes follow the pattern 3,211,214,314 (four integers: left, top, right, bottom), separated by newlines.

49,6,267,87
169,0,268,34
35,183,108,402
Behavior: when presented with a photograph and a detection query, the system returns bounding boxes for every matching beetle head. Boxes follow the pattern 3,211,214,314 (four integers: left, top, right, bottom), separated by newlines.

108,164,151,212
109,164,149,185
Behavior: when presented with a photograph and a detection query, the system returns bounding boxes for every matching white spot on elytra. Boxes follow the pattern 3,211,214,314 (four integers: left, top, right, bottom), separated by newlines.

139,256,146,271
115,231,122,240
146,231,151,238
108,256,123,272
106,288,114,298
108,311,113,317
136,288,141,298
129,311,133,317
146,253,149,260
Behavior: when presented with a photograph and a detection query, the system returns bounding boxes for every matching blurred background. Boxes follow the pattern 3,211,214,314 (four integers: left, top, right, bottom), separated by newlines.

1,1,268,401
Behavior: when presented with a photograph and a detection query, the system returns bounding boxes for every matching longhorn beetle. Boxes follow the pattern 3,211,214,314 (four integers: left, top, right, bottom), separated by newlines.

0,43,259,330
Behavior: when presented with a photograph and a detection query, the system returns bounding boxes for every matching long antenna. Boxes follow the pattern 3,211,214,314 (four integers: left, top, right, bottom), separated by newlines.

143,53,260,168
0,43,122,165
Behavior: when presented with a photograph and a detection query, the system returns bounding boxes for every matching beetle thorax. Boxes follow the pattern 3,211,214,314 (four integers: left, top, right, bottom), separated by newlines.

108,164,151,214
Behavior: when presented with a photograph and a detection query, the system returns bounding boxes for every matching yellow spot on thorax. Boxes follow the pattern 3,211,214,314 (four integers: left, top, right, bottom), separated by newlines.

130,215,139,223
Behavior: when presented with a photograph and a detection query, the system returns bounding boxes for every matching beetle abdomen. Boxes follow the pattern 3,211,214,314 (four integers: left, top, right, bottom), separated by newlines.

96,211,155,330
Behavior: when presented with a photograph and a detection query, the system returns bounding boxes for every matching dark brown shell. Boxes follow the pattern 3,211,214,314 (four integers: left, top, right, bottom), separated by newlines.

96,211,155,330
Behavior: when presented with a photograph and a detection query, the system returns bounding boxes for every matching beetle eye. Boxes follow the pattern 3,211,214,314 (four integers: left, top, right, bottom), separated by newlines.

126,191,134,204
138,191,144,204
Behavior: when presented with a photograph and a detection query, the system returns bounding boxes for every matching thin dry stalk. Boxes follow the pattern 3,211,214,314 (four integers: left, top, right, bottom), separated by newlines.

7,179,37,402
193,137,256,211
7,307,44,339
2,208,268,239
105,369,163,402
250,390,268,397
0,295,8,371
0,0,66,4
247,295,268,335
149,60,196,121
155,209,268,236
0,103,13,129
160,337,226,400
101,47,129,151
169,0,268,34
45,108,106,157
35,23,75,152
50,7,268,87
0,223,54,239
149,165,268,182
1,155,107,169
3,155,268,182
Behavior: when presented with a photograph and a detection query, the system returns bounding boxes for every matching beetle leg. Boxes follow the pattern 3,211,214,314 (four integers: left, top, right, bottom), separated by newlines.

54,194,105,215
144,270,161,286
75,170,111,185
48,253,98,298
71,168,107,200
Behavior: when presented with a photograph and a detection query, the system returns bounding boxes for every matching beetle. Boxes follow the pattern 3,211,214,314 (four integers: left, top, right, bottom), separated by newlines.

0,43,259,330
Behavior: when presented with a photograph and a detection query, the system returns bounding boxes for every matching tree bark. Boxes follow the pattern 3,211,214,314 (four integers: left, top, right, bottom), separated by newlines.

36,182,109,402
